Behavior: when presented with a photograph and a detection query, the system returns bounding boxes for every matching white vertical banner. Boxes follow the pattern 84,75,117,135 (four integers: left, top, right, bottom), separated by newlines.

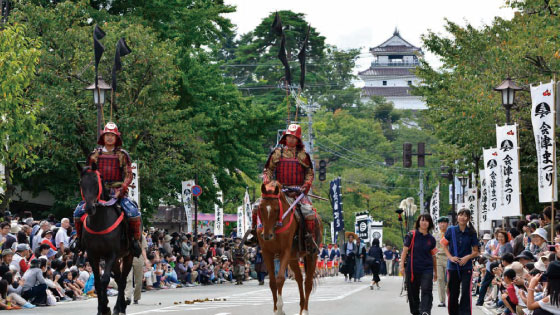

430,184,440,233
531,81,558,202
330,221,335,244
479,170,491,231
129,162,140,207
237,206,244,238
484,148,502,220
243,189,252,234
181,180,195,233
214,190,224,236
465,188,478,232
496,124,522,217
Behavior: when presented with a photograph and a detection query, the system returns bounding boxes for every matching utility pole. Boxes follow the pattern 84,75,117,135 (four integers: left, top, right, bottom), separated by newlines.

303,99,320,194
419,170,424,214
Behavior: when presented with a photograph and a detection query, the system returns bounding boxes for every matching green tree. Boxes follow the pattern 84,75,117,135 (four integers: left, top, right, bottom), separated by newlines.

0,23,46,212
415,0,560,212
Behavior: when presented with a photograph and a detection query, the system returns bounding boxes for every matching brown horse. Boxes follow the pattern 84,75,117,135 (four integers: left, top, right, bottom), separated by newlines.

257,181,322,315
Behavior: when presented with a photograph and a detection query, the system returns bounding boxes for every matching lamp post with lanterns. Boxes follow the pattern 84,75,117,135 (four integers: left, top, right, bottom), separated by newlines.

457,173,469,204
494,78,523,125
85,76,111,140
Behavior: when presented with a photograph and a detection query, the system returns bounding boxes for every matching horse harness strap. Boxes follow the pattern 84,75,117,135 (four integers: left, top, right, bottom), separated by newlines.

82,211,125,235
259,192,304,234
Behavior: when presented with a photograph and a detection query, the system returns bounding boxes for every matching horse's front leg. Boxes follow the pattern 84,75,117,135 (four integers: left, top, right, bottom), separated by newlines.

262,251,278,314
91,259,110,315
101,253,117,315
275,249,291,315
288,259,305,314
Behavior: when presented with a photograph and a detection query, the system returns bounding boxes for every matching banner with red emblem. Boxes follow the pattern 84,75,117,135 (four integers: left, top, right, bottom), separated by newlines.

483,148,502,220
496,124,521,217
531,81,557,202
479,170,491,231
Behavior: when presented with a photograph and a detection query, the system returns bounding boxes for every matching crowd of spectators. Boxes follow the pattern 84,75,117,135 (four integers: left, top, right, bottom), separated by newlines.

0,210,265,310
472,208,560,315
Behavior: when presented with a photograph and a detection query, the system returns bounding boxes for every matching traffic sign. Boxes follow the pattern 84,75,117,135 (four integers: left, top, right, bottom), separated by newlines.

192,185,202,197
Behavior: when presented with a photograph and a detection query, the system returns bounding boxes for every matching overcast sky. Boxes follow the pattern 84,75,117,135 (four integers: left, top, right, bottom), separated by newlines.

224,0,515,75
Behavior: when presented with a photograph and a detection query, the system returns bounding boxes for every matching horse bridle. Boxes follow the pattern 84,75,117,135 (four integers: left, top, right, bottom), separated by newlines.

260,192,285,228
80,169,108,205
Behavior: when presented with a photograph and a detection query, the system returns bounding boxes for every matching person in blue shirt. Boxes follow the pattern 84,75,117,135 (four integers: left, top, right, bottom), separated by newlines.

399,214,438,315
383,245,394,276
441,208,480,315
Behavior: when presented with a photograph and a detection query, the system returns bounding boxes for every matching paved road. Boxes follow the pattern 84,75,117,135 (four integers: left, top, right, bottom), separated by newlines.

15,275,492,315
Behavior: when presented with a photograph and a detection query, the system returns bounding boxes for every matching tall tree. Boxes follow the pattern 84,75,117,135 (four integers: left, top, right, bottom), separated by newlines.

0,24,46,212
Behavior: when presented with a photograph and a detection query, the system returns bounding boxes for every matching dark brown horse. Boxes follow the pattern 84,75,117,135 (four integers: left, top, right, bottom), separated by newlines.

78,164,133,315
257,181,322,315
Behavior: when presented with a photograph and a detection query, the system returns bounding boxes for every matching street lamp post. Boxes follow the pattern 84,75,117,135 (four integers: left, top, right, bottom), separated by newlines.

458,174,469,204
85,76,111,139
494,78,523,125
441,166,457,224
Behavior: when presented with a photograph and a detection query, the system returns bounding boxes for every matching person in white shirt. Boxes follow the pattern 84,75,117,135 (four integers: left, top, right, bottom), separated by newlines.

31,221,50,251
55,218,70,252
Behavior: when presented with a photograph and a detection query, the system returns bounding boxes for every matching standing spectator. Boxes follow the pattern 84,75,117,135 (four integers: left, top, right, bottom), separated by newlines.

342,234,357,282
392,248,400,276
55,218,70,252
384,245,394,276
441,208,479,315
399,214,438,315
125,234,149,305
434,216,449,307
367,238,383,290
354,238,366,282
180,236,192,258
254,246,267,285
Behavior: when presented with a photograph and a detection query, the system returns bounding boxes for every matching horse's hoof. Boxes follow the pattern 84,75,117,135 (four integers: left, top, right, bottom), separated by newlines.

302,311,309,315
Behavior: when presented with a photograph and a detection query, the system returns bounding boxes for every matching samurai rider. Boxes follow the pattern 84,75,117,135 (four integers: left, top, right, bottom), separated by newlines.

73,122,142,256
251,123,320,254
233,237,248,285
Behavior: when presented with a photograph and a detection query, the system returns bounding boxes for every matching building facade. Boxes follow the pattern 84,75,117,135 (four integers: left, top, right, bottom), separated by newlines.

359,30,426,110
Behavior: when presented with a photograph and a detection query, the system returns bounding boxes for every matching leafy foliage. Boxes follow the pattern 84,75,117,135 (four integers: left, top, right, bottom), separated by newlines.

0,23,46,211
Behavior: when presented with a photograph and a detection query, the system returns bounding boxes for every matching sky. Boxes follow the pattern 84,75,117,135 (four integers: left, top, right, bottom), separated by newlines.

224,0,515,76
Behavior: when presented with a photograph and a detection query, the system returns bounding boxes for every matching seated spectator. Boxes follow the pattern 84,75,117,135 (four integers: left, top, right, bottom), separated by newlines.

527,260,560,315
0,249,13,279
530,228,549,257
501,268,518,314
1,274,35,309
11,244,30,276
0,222,16,251
21,259,48,306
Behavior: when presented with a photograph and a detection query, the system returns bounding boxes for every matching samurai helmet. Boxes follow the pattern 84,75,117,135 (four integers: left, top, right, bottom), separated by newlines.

97,122,122,146
279,124,303,148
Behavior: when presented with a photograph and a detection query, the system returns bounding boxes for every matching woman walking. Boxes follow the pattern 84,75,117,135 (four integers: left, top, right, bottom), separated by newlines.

399,214,438,315
441,208,479,315
367,238,384,290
